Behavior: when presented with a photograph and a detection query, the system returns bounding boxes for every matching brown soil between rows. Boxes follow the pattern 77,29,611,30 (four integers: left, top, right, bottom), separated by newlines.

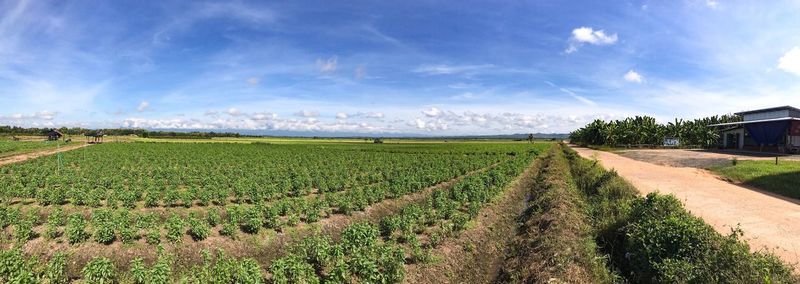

403,159,540,283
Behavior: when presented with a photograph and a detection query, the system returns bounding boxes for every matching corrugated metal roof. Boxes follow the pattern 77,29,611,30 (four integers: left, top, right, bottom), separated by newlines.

734,105,800,116
708,117,800,127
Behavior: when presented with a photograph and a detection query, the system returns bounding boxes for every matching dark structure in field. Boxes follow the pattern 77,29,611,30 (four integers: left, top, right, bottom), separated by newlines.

709,106,800,153
46,129,63,141
84,131,105,144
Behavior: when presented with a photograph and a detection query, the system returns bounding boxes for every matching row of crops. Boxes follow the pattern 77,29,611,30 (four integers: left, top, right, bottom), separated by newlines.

0,141,546,283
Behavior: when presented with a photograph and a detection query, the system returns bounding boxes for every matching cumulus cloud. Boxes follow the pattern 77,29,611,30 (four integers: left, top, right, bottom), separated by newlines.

227,107,242,116
566,27,618,53
336,112,348,119
623,70,644,83
316,56,338,73
137,101,150,112
364,112,384,119
422,107,442,117
294,110,320,117
778,47,800,76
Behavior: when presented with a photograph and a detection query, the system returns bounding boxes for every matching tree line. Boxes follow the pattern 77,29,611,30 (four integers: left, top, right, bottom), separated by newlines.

569,114,741,148
0,126,243,139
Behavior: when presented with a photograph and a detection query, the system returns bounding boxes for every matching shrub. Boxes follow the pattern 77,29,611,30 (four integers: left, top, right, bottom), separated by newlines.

129,258,146,284
94,222,116,244
207,208,222,226
188,216,211,241
0,248,36,283
270,254,319,284
82,257,116,284
240,207,263,234
66,213,89,244
146,228,160,244
14,218,34,243
220,221,237,239
165,214,184,244
340,223,379,252
45,252,67,284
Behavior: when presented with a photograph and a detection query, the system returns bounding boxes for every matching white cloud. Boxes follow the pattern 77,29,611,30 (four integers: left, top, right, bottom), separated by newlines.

778,47,800,76
250,112,277,120
0,110,57,121
623,70,644,83
137,101,150,112
294,110,320,117
316,56,338,73
364,112,384,119
706,0,719,9
336,112,348,119
558,88,597,106
246,77,260,85
422,107,442,117
566,27,618,53
227,107,242,116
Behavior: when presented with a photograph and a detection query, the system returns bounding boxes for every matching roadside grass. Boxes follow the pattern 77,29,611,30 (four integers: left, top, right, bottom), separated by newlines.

710,160,800,200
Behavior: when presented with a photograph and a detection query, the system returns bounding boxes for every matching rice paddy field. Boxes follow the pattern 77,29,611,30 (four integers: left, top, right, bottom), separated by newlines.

0,139,795,283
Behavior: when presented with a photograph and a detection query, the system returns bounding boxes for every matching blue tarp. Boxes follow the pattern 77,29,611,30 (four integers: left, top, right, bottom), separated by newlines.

745,121,790,145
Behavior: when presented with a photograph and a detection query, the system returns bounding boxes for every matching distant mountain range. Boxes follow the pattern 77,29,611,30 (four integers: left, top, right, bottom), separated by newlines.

162,129,569,139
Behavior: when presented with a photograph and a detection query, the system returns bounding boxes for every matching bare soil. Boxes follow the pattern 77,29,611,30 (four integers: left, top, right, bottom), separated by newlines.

617,148,800,168
572,146,800,267
403,159,540,283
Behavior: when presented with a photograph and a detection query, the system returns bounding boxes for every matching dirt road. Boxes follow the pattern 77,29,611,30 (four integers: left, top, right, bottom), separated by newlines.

572,146,800,266
0,143,91,167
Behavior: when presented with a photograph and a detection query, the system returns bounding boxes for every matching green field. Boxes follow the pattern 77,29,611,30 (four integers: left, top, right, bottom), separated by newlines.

0,140,71,158
711,160,800,199
0,141,548,283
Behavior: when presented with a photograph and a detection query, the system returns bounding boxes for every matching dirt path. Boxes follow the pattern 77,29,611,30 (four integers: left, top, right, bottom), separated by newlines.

0,143,91,166
617,148,800,168
572,146,800,266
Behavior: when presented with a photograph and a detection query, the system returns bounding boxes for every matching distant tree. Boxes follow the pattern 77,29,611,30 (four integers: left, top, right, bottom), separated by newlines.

373,138,384,144
527,133,534,143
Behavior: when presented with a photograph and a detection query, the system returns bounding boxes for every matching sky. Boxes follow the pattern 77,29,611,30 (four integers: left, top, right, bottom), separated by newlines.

1,0,800,135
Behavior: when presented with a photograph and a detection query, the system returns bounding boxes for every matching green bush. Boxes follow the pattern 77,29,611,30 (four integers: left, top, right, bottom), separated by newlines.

45,252,67,284
0,248,36,283
82,257,116,284
240,207,263,234
66,213,89,244
188,216,211,241
165,214,184,244
270,254,319,284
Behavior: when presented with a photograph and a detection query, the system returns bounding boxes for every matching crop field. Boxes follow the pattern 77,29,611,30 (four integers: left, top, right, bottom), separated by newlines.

0,141,547,283
0,140,795,283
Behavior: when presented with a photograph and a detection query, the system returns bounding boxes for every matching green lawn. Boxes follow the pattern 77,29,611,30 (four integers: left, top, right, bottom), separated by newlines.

710,160,800,200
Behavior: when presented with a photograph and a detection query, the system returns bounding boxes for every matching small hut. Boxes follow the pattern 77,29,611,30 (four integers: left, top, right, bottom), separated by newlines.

47,129,64,141
85,131,105,144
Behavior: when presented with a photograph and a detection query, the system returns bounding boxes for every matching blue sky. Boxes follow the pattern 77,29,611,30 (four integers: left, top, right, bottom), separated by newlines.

1,0,800,135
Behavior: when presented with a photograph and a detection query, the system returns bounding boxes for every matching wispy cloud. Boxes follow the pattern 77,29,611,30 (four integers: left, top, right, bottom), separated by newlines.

413,64,494,75
137,101,150,112
316,56,338,73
